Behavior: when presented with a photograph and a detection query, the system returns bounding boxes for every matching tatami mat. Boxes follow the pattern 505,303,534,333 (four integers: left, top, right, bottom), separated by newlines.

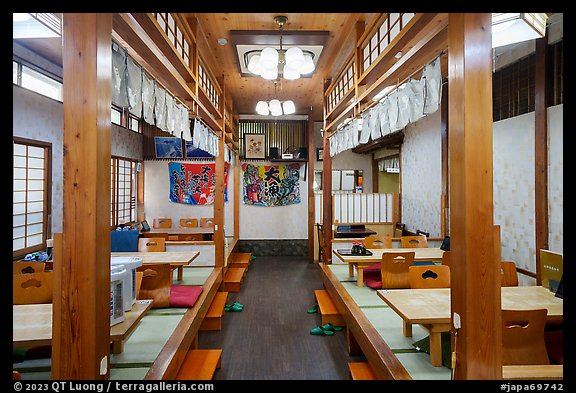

110,367,150,380
326,264,356,282
173,267,213,285
362,306,429,350
340,281,389,308
395,352,452,380
110,314,184,366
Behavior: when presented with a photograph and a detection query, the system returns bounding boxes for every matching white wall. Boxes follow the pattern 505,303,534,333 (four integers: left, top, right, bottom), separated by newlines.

143,160,235,236
401,109,443,237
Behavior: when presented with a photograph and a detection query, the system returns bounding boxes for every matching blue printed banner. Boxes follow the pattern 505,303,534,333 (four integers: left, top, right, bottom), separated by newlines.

242,163,301,206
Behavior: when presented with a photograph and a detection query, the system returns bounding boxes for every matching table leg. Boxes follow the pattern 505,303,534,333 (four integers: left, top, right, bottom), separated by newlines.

403,320,413,337
177,266,183,281
112,340,124,354
356,267,364,287
348,263,354,277
429,331,443,367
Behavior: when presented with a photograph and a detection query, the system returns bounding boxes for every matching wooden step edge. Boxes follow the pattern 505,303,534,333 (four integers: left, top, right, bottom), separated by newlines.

314,289,340,315
176,349,222,380
348,362,378,380
224,267,246,282
205,292,229,318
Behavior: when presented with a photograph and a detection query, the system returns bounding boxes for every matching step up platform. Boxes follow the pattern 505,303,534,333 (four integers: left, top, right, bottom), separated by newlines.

223,267,246,293
314,289,345,327
348,362,378,380
200,292,229,331
175,349,222,380
230,253,251,269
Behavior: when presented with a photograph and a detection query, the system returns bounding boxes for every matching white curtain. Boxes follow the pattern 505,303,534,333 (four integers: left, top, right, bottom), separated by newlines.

142,72,155,125
378,98,391,136
181,105,191,141
359,110,371,144
423,56,442,115
126,56,143,117
370,104,382,141
111,43,128,108
387,91,400,132
154,84,167,131
408,77,425,123
396,84,411,130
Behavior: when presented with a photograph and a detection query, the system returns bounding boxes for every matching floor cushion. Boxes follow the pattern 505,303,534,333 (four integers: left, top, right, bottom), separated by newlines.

169,285,203,308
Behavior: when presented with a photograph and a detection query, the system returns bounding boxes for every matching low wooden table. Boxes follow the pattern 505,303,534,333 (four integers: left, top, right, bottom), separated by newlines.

13,299,153,354
376,286,563,367
111,251,200,281
334,248,444,287
144,227,214,240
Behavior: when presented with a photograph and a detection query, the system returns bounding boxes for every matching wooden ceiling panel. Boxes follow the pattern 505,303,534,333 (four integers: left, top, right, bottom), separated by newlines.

188,13,373,120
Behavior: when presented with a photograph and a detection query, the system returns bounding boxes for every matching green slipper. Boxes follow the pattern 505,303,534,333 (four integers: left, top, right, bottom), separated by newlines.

310,326,334,336
322,323,344,332
225,303,243,312
232,301,244,308
307,304,319,314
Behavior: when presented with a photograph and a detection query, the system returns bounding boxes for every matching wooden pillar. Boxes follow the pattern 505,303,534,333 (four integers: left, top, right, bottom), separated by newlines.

440,77,449,237
307,114,315,262
214,131,225,268
534,37,549,285
53,13,112,380
448,13,501,379
234,147,240,244
322,137,332,264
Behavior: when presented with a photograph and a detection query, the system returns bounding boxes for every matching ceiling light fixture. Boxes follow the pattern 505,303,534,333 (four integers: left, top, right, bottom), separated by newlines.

491,13,548,48
246,15,315,81
255,80,296,116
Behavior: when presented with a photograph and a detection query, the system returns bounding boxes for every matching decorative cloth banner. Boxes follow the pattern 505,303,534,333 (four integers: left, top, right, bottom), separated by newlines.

242,163,301,206
111,42,128,108
168,162,229,205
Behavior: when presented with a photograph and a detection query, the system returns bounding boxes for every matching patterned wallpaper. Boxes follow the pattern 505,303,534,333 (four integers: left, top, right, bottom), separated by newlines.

493,104,563,274
401,110,442,238
13,85,64,234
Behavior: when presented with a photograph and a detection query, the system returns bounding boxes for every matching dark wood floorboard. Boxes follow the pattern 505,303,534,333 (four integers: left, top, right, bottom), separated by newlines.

198,256,366,380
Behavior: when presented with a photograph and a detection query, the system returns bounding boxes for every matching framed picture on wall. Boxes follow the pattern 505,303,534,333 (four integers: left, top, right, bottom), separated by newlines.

244,133,266,159
154,136,183,158
316,148,324,161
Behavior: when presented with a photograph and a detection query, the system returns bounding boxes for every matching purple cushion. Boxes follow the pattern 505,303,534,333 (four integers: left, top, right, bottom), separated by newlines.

169,285,203,308
363,264,382,289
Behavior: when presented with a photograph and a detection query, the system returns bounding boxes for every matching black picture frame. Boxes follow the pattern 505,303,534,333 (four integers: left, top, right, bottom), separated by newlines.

316,147,324,161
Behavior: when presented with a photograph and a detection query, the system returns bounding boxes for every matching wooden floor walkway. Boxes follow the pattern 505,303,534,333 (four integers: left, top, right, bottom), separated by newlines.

199,255,365,380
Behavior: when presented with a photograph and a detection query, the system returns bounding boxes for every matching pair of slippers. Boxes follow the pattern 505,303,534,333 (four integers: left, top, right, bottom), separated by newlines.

310,323,344,336
307,304,319,314
225,301,244,312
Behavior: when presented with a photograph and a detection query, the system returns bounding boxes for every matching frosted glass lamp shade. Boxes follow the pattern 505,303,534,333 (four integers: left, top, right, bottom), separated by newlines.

282,100,296,114
260,47,279,69
282,65,300,80
285,47,305,69
299,53,315,74
261,68,278,80
269,99,282,113
256,101,269,115
248,54,263,75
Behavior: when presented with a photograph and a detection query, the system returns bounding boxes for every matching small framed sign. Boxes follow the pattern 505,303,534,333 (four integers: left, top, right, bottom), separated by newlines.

316,148,324,161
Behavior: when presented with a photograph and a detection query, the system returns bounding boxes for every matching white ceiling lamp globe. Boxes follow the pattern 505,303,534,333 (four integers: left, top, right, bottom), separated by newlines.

259,47,279,70
269,99,282,113
256,101,269,115
261,68,278,80
247,54,264,75
285,47,305,69
299,53,315,74
282,100,296,115
282,65,300,80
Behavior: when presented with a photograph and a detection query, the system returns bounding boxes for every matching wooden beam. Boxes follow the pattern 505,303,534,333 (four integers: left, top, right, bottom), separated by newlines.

534,37,549,285
440,77,449,237
322,105,333,264
448,13,501,380
214,130,225,269
307,115,316,263
53,13,112,380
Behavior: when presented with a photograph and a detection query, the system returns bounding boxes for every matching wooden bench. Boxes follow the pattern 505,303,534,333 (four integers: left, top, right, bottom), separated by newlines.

230,253,251,269
314,289,345,326
348,362,378,380
223,267,246,293
200,292,228,331
175,349,222,380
